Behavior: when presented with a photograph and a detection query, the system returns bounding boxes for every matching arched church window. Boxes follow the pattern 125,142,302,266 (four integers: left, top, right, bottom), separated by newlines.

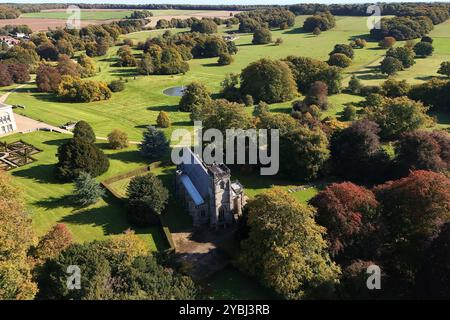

218,206,226,221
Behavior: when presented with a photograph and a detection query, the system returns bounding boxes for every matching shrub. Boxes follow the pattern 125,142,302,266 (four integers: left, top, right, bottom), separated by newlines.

379,36,396,49
348,75,362,94
329,44,354,59
274,37,283,45
108,80,125,92
107,129,129,149
328,53,352,68
217,53,233,66
413,41,434,57
156,111,171,128
244,94,254,107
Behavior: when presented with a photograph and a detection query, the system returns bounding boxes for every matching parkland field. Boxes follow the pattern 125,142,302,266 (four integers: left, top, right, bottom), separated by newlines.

3,14,450,299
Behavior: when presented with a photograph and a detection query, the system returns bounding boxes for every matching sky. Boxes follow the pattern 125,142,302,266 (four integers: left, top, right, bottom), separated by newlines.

2,0,448,5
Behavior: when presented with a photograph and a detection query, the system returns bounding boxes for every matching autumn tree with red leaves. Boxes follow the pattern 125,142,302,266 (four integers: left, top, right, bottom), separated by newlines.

374,170,450,289
310,182,379,257
32,223,73,265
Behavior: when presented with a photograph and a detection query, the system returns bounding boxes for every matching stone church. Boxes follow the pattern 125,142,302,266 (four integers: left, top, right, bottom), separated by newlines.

175,147,245,228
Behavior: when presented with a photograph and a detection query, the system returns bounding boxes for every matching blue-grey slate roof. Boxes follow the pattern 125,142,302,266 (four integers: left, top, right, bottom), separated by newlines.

180,147,210,199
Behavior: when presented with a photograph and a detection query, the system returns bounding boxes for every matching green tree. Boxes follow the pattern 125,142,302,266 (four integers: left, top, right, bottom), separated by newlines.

200,99,251,133
126,173,169,226
73,172,105,207
329,44,354,59
380,56,403,76
240,58,297,103
381,79,410,97
137,53,155,75
386,47,415,68
55,136,110,181
178,81,211,112
280,125,329,181
238,188,340,299
37,235,197,300
347,75,362,94
437,61,450,78
364,96,433,139
283,56,342,94
328,53,352,68
342,105,357,121
191,18,218,34
413,41,434,57
217,52,233,66
139,126,169,158
107,129,129,150
73,120,96,144
252,27,272,45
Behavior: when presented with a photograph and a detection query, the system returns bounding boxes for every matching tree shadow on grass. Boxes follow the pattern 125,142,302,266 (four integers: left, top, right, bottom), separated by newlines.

34,194,74,210
146,104,178,112
357,73,386,80
61,204,127,235
12,163,59,184
283,27,308,35
201,62,220,67
348,34,372,41
415,75,435,81
269,106,291,114
109,68,139,77
108,150,148,164
42,137,70,146
61,201,169,250
171,120,191,127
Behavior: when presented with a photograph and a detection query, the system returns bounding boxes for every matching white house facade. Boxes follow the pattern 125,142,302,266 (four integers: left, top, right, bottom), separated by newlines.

0,103,17,136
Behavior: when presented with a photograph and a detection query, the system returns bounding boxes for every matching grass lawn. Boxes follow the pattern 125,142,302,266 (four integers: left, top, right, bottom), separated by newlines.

7,15,450,141
202,266,278,300
1,131,168,251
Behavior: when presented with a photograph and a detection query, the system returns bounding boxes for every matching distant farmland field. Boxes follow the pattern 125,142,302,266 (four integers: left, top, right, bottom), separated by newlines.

21,9,135,20
20,9,237,21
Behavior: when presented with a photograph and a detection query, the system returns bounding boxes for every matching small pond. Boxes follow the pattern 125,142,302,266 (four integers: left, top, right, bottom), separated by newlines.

163,86,185,97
